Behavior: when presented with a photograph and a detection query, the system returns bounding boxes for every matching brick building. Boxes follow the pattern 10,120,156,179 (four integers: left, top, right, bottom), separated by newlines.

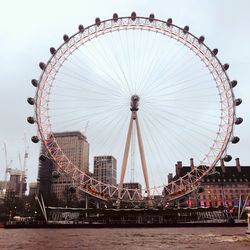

168,158,250,208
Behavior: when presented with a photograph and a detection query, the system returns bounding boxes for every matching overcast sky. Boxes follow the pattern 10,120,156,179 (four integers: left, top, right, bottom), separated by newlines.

0,0,249,186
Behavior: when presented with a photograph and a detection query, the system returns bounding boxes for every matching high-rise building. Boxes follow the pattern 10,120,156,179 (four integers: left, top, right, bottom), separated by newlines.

7,169,26,197
93,156,117,186
37,147,53,202
53,131,89,173
37,131,89,203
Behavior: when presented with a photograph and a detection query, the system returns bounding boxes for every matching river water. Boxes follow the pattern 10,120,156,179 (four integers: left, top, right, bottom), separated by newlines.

0,227,250,250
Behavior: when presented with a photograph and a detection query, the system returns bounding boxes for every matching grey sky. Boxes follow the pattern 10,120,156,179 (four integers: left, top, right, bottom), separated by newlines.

0,0,249,186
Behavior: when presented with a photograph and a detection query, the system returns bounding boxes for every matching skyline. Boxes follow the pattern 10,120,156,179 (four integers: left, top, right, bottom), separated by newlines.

0,0,250,187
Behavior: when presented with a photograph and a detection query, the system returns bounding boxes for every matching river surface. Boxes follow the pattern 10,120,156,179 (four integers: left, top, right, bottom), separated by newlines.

0,227,250,250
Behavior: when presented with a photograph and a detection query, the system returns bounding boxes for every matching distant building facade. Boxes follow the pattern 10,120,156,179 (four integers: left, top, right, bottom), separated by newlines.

93,156,117,186
53,131,89,173
7,169,26,197
0,181,7,200
123,182,142,198
29,182,38,196
37,131,89,202
168,158,250,208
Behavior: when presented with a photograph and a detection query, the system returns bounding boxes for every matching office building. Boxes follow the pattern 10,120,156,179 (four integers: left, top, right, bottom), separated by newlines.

37,131,89,202
7,169,26,197
93,156,117,186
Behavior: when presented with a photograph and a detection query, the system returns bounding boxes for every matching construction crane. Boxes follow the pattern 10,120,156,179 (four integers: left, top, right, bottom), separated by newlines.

19,136,29,198
3,142,12,194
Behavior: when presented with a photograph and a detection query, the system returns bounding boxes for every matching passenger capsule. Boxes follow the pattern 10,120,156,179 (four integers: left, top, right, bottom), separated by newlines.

69,186,76,193
235,98,242,106
113,13,118,22
52,170,60,178
231,136,240,144
50,47,56,55
131,12,136,21
78,24,84,32
183,25,189,34
39,155,47,161
63,34,69,42
235,117,243,125
223,63,229,71
212,48,218,55
198,36,205,43
31,79,38,87
27,116,35,124
149,13,155,22
197,186,204,193
95,17,101,26
224,155,232,162
39,62,46,70
31,136,39,143
167,18,172,26
231,80,237,88
27,97,35,105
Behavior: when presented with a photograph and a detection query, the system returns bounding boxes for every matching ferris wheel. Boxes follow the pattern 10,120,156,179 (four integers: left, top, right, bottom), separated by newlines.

27,12,242,203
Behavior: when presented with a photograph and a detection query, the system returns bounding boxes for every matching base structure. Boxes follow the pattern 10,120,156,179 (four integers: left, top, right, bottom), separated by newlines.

119,95,150,198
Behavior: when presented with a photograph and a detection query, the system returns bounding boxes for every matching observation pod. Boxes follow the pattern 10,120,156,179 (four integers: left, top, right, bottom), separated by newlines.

113,13,118,22
198,36,205,43
183,25,189,34
50,47,56,55
231,136,240,144
167,18,172,26
27,97,35,105
223,63,230,71
131,12,136,21
39,62,46,70
78,24,84,32
95,17,101,26
197,186,204,193
27,116,35,124
231,80,237,88
149,13,155,22
31,136,39,143
235,98,242,106
212,48,218,56
235,117,243,125
39,155,47,161
31,79,38,87
63,34,69,42
52,170,60,179
224,155,232,162
69,186,76,193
